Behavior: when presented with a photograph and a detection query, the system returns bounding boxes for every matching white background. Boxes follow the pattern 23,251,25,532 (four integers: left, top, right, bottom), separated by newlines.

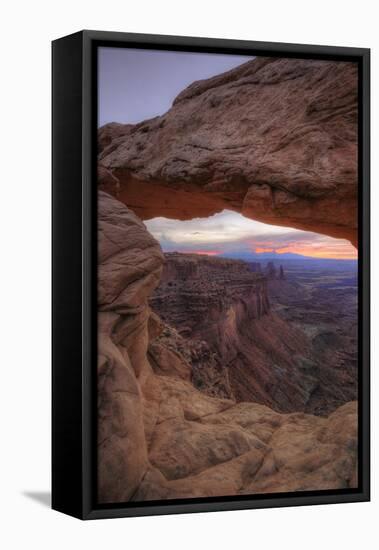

1,1,377,548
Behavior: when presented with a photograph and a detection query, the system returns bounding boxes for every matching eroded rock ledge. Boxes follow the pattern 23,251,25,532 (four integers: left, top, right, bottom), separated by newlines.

98,57,358,246
97,191,357,504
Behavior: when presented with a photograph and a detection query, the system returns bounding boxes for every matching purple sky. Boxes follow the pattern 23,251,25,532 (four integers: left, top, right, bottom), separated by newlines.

98,47,254,127
145,211,357,260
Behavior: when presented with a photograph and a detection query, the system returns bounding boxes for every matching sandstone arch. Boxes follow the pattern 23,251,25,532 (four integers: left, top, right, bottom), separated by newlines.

96,56,359,503
98,56,358,247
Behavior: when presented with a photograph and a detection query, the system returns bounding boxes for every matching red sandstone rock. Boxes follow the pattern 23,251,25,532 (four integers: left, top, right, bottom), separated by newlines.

150,252,320,412
99,57,358,246
97,192,358,503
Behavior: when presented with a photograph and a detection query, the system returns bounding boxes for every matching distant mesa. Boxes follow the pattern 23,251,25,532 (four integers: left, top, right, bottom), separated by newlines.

249,261,262,273
263,261,285,280
265,261,277,279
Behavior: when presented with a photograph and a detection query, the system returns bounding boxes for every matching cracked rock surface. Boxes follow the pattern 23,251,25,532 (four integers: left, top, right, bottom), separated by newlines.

98,57,358,246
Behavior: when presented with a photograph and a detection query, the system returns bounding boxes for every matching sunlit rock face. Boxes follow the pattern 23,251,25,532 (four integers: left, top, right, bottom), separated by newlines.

98,57,358,246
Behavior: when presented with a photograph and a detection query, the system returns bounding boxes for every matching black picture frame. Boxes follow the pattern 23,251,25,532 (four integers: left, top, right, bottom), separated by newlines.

52,30,370,520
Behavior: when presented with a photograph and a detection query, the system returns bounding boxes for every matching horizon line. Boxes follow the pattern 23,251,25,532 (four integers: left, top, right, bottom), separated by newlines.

162,249,358,261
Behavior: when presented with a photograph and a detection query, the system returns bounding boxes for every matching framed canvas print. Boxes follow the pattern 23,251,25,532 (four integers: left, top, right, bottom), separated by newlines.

52,30,370,519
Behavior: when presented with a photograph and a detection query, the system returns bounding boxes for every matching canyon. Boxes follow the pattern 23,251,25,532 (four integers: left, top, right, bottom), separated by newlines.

97,191,358,503
150,252,357,416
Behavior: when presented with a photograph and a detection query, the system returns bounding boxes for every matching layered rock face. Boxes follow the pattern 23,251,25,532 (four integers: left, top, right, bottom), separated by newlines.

97,191,358,503
151,253,270,400
98,57,358,246
151,253,323,413
152,253,270,341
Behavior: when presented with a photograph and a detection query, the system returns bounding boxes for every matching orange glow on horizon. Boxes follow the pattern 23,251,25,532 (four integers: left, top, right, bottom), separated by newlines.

253,243,357,260
255,247,274,254
275,246,357,260
186,250,221,256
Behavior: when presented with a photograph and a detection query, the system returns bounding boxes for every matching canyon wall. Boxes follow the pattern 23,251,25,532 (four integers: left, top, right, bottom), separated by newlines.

152,253,270,342
97,191,358,503
151,253,325,413
150,253,270,401
98,57,358,246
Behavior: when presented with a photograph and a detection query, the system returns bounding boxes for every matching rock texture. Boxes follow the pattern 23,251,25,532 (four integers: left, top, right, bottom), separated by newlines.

150,253,356,416
152,253,270,338
150,253,322,412
267,266,358,416
97,191,358,503
98,57,358,246
97,191,163,502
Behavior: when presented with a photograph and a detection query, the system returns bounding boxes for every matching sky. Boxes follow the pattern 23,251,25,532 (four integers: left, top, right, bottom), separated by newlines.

99,47,357,261
145,210,357,260
98,47,254,126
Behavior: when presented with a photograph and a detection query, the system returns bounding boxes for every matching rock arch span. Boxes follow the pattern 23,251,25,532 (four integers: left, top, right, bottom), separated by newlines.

99,56,358,246
96,56,359,503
